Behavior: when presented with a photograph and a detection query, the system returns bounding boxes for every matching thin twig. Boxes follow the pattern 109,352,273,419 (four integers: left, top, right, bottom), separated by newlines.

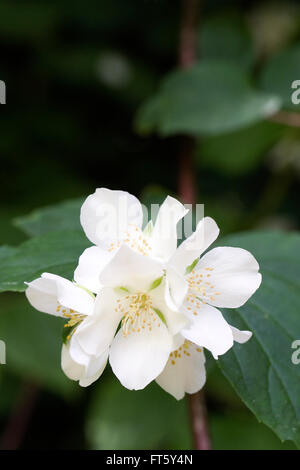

0,381,39,450
179,0,199,68
177,0,212,451
188,390,212,450
178,136,197,205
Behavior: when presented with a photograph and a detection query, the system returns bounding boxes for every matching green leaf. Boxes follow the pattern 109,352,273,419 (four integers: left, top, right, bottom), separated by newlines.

217,230,300,447
0,230,90,292
86,378,192,449
14,198,84,237
136,61,281,136
0,245,17,261
260,42,300,110
185,257,200,275
149,276,163,290
0,293,77,398
198,121,285,175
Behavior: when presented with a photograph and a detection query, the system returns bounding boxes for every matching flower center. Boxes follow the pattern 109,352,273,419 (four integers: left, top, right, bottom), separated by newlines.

116,292,161,337
107,224,152,256
58,304,85,341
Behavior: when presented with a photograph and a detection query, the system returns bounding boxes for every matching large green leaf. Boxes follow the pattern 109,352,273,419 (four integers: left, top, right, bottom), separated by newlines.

86,377,192,450
0,230,90,292
260,42,300,110
136,62,281,136
217,230,300,447
14,198,84,237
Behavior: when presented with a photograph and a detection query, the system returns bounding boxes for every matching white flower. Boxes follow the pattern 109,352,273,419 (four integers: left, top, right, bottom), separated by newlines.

24,190,262,399
25,273,108,386
167,217,261,359
71,245,187,390
74,188,188,293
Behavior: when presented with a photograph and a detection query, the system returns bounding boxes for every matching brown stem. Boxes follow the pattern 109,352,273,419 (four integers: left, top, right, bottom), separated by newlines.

178,136,197,205
179,0,199,68
177,0,212,451
188,390,212,450
0,381,39,450
177,0,199,205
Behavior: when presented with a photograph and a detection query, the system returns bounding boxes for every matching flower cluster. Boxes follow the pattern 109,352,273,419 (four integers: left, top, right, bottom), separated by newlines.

25,189,261,399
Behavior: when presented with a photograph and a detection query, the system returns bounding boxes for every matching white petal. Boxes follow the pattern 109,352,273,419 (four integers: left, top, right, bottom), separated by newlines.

151,196,189,262
170,217,219,274
79,371,103,387
62,344,108,387
61,344,85,381
68,330,92,367
181,303,233,359
171,334,186,351
165,265,189,308
25,273,94,316
156,342,206,400
195,247,262,308
85,349,109,378
230,326,252,344
76,287,122,357
100,244,163,292
109,321,173,390
150,277,187,335
74,246,113,294
80,188,143,246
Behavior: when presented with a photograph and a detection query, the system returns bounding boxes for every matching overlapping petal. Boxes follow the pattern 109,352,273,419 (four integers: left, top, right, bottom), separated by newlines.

74,246,113,294
169,217,219,274
75,287,122,357
61,344,108,387
181,302,234,359
99,244,164,292
150,277,187,335
151,196,188,262
156,339,206,400
26,273,94,317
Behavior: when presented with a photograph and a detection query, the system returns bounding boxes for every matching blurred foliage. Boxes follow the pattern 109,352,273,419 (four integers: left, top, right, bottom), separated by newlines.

0,293,76,398
197,121,285,176
1,0,300,450
260,42,300,109
198,13,255,69
135,62,280,136
87,379,192,450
